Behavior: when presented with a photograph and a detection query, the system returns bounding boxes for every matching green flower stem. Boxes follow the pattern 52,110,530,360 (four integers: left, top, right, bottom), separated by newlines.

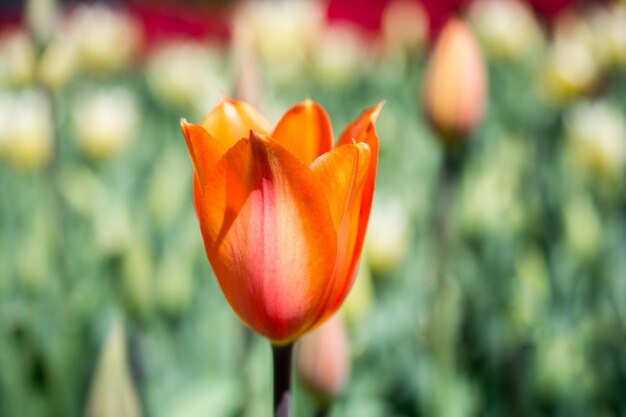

272,343,294,417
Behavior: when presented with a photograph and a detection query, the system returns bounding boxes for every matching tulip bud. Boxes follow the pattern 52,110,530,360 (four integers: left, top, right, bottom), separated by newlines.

565,100,626,180
86,322,142,417
468,0,544,61
313,23,366,89
66,4,142,73
297,315,350,404
542,13,598,104
590,4,626,69
145,40,227,115
2,89,53,169
381,0,428,55
26,0,59,45
563,194,600,261
422,19,487,147
0,29,36,88
38,34,80,90
72,87,139,160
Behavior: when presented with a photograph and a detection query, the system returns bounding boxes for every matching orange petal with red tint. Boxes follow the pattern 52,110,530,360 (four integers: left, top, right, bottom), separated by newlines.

309,142,370,324
336,102,383,290
202,96,272,147
194,131,337,344
273,100,333,164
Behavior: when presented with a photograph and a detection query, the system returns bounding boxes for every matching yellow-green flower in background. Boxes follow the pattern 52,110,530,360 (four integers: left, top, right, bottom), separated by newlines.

146,40,227,115
0,29,36,87
38,32,80,89
563,194,601,261
239,0,323,85
564,100,626,180
1,89,53,169
541,13,598,104
590,4,626,70
468,0,544,61
72,86,139,160
66,4,142,73
312,23,367,89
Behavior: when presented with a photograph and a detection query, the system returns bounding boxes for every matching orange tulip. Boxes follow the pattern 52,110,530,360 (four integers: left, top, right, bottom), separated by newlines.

422,18,487,146
181,96,382,345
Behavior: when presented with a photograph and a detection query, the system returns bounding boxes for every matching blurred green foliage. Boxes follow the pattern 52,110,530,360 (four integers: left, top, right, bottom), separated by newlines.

1,2,626,417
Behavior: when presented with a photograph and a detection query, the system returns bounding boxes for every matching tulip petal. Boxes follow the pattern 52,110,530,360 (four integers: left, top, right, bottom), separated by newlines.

181,120,229,188
273,100,333,164
310,143,371,322
335,103,383,297
202,96,272,147
194,131,337,343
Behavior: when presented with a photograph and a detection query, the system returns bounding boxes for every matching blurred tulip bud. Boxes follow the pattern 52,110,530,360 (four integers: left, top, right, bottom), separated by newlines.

590,4,626,70
460,138,527,237
16,210,52,291
313,23,367,89
121,236,155,316
38,33,80,89
297,314,350,404
26,0,59,44
0,29,36,87
381,0,428,55
66,4,142,73
542,13,598,104
2,89,53,169
468,0,544,61
146,40,227,115
156,251,194,316
422,19,487,146
535,331,591,396
342,261,374,324
93,196,132,256
72,86,139,160
244,0,323,85
59,167,105,215
563,194,600,260
509,247,549,331
86,321,142,417
565,100,626,179
365,198,409,274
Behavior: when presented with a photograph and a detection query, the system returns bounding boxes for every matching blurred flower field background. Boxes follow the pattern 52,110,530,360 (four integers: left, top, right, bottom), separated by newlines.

1,0,626,416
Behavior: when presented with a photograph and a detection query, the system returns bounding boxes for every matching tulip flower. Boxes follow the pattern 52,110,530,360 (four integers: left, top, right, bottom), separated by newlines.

422,18,487,147
181,96,381,416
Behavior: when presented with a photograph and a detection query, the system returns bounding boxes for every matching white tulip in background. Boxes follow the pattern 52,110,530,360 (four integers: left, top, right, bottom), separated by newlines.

72,86,140,160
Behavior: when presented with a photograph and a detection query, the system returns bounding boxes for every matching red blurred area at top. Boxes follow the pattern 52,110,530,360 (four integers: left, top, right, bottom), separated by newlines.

327,0,573,38
0,0,573,43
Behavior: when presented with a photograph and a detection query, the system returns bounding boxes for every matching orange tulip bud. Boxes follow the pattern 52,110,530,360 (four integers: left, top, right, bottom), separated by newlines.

422,19,487,147
181,97,382,344
297,314,350,403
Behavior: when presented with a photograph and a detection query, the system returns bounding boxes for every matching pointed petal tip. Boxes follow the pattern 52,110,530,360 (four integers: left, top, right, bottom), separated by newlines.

180,117,189,132
248,128,269,142
371,101,385,121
